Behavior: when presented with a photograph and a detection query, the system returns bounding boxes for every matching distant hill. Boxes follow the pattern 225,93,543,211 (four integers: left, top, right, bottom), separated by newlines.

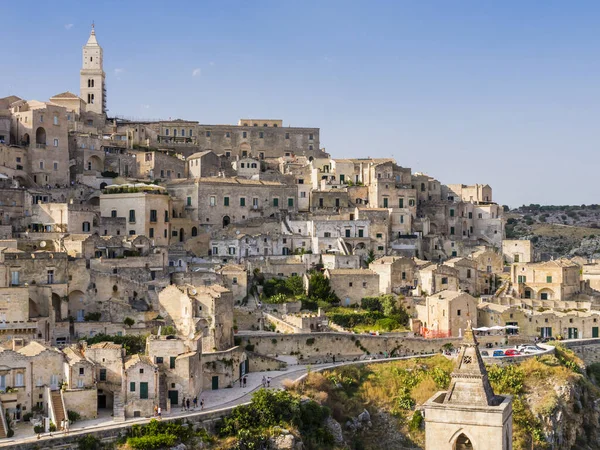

507,204,600,259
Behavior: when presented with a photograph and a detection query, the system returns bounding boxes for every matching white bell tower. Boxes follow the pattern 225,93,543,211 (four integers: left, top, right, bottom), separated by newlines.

80,23,106,115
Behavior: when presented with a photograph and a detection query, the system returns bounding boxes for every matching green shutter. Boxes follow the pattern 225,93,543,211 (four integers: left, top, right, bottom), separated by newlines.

170,357,176,369
383,198,388,208
288,198,293,207
546,276,552,283
130,382,135,392
240,197,245,206
399,198,404,208
140,382,148,399
273,198,279,207
224,197,229,206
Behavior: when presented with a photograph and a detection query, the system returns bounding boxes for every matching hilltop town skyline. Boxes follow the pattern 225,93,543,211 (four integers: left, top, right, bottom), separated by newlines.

3,2,600,206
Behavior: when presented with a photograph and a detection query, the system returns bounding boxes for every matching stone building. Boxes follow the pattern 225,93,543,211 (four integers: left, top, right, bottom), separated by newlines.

510,259,581,301
369,256,417,295
123,354,158,418
167,177,297,230
424,324,513,449
502,239,533,264
186,151,221,178
417,264,460,296
100,184,172,246
443,257,479,296
324,268,380,306
416,290,477,338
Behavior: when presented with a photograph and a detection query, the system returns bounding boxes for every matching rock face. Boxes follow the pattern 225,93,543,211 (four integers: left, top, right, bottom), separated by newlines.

325,416,344,445
539,379,600,449
269,428,303,450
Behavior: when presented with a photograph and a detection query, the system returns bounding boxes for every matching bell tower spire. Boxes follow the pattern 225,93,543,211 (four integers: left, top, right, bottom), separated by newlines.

80,23,106,115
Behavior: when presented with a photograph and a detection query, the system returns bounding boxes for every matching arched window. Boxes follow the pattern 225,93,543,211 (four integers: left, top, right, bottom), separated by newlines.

53,116,58,125
165,129,169,136
454,434,473,450
191,227,198,237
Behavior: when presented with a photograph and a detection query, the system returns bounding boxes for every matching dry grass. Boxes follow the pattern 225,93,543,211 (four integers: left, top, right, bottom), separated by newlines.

281,378,297,390
532,223,600,239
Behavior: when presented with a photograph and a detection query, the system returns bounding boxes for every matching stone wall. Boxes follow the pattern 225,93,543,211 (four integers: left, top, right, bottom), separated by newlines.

63,387,98,419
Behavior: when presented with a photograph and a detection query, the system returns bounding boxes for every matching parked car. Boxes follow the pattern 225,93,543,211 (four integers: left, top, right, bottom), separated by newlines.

504,349,521,357
521,346,543,354
481,350,490,357
493,350,505,357
485,343,494,349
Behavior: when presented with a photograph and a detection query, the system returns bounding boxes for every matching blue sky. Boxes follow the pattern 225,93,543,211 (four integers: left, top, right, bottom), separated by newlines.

2,1,599,207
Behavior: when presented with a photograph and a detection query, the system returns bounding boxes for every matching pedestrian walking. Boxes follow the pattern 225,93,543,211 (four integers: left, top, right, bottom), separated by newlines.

262,375,266,388
267,376,271,388
182,397,187,411
157,406,162,419
239,378,242,387
186,398,191,410
200,398,204,410
193,396,198,409
154,405,158,417
332,355,336,363
243,376,247,388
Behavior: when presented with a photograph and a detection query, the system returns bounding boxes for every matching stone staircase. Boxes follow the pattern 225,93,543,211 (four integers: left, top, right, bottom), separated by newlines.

113,391,125,422
158,373,167,410
51,390,65,429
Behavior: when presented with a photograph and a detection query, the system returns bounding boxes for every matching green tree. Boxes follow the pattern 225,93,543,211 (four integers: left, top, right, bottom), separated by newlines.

285,275,304,296
366,250,376,265
308,272,338,304
124,317,135,328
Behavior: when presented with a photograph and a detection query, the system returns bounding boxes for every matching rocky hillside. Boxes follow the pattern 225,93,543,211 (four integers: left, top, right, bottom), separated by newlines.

288,347,600,450
506,204,600,259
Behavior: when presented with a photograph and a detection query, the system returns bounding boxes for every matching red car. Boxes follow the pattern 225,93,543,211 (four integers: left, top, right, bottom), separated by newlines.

504,349,520,357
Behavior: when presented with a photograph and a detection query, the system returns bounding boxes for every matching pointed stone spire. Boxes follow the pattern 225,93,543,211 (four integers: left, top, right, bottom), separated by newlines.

443,320,499,406
86,23,99,46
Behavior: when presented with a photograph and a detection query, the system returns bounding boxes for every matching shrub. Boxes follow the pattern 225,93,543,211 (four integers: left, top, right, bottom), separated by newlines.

78,434,102,450
127,434,177,449
49,421,57,432
409,410,423,431
34,424,44,433
245,344,255,352
306,338,315,346
124,317,135,327
81,333,147,354
68,410,81,423
22,412,33,422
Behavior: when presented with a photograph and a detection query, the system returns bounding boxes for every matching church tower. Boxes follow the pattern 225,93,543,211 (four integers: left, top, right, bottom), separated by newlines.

424,323,513,449
80,24,106,115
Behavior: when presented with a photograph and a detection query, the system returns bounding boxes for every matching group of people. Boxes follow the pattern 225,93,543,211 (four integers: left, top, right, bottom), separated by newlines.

181,396,204,411
261,376,271,388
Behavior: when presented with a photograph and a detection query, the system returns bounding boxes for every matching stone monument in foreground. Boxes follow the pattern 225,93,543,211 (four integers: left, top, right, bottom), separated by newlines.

424,321,513,449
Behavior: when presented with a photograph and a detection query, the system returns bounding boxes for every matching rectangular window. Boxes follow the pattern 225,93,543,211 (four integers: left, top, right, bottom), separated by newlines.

242,131,247,138
53,162,58,171
399,198,404,208
376,233,383,238
100,369,107,381
129,210,136,223
309,133,314,140
225,131,231,138
79,367,85,376
150,210,157,222
358,229,364,237
210,196,216,206
450,209,455,217
450,226,455,235
285,132,290,139
164,211,169,222
401,271,406,280
517,275,527,283
546,276,552,283
457,309,461,316
53,139,59,147
324,232,331,238
10,271,19,286
130,382,135,392
228,247,236,255
441,277,448,284
273,198,279,207
156,357,163,364
15,373,24,387
383,198,388,208
400,215,404,224
345,229,351,238
240,197,246,206
224,196,230,206
259,131,264,138
149,228,154,238
287,198,294,207
212,246,218,255
47,270,54,284
206,131,211,137
187,196,192,206
170,357,176,369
